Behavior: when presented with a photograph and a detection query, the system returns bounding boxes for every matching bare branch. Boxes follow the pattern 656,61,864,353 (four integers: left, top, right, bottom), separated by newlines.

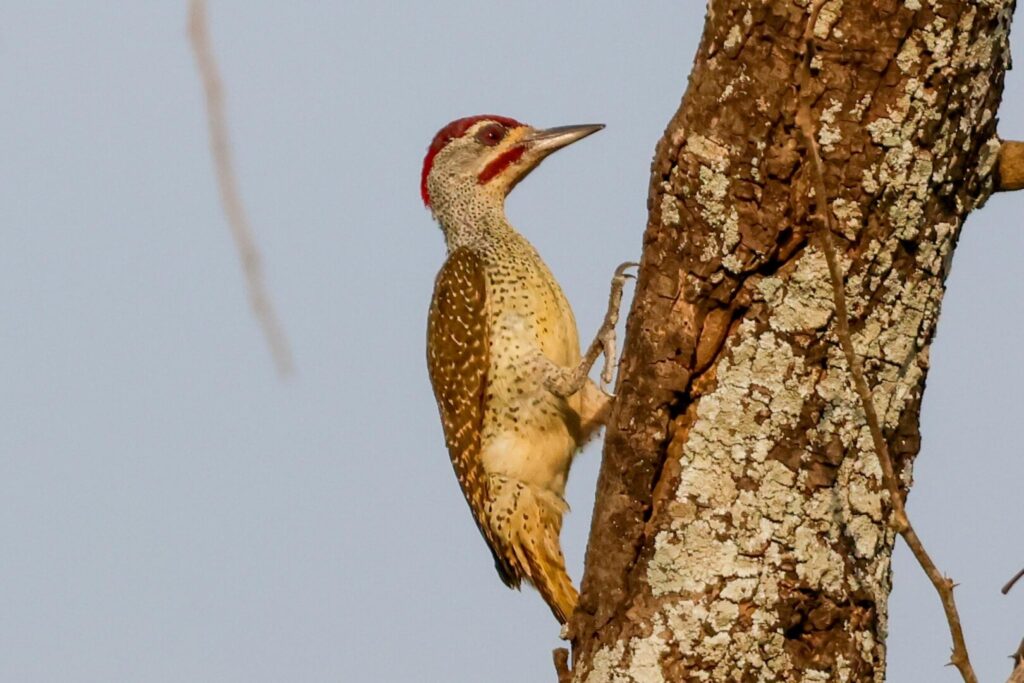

997,140,1024,192
795,2,977,682
188,0,294,376
1008,640,1024,683
1003,567,1024,595
553,648,572,683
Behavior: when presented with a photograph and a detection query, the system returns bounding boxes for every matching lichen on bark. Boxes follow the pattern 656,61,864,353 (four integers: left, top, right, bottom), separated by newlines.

569,1,1015,681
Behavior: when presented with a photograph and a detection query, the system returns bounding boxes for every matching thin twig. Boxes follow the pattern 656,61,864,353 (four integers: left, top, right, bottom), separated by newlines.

1009,639,1024,683
1003,567,1024,595
188,0,294,376
553,648,572,683
795,3,977,682
997,140,1024,192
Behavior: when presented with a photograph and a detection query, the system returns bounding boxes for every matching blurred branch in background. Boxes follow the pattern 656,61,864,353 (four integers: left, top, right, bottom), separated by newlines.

1007,570,1024,683
1009,640,1024,683
188,0,294,376
1003,566,1024,595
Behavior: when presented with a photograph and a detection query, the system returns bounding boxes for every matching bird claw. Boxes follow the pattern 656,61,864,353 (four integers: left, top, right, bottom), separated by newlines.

599,326,617,387
615,261,640,280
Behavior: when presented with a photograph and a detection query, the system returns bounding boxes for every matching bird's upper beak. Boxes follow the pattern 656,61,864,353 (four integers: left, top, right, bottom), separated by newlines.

501,123,603,192
522,123,605,157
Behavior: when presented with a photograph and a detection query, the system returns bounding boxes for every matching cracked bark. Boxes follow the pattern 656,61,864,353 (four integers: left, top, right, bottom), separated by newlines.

566,1,1015,681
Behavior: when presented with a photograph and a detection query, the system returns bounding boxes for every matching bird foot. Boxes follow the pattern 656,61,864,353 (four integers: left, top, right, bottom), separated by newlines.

543,261,638,399
596,262,638,391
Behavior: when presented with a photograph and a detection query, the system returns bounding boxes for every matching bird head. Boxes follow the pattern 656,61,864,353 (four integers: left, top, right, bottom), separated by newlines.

420,115,603,214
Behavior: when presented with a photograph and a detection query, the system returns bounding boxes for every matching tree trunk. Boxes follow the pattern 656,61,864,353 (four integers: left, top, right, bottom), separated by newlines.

567,1,1015,681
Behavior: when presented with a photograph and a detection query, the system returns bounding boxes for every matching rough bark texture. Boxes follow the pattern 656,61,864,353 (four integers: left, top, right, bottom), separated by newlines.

568,1,1014,681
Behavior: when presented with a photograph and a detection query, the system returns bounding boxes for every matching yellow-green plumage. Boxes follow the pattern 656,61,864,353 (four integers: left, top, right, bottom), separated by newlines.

424,116,611,623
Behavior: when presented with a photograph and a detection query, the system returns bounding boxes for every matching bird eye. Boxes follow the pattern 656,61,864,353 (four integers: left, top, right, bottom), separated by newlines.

475,123,506,146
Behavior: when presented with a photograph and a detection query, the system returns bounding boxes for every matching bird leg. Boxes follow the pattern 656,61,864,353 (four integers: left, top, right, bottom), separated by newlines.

544,261,638,398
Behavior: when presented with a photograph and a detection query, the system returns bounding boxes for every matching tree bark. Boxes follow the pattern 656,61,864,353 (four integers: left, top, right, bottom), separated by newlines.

567,1,1015,681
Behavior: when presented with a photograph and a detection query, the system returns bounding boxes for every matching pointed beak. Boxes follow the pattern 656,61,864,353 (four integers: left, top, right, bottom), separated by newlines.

523,123,605,156
493,123,604,195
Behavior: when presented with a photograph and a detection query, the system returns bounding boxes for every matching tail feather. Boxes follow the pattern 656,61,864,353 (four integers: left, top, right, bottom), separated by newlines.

524,539,579,623
487,475,578,623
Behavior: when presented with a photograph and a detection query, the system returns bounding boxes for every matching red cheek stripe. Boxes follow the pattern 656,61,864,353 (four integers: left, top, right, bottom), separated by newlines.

478,145,526,185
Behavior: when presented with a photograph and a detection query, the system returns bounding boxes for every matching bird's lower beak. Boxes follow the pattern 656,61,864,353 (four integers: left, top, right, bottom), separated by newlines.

500,123,604,193
523,124,605,156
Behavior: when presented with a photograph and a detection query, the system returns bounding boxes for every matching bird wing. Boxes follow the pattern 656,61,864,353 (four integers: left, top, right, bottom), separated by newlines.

426,247,520,587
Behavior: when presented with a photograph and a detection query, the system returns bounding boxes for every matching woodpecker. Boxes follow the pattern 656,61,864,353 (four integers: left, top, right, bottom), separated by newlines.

422,115,632,623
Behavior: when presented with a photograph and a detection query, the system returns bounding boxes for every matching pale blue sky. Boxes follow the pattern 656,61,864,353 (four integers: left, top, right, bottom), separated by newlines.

1,3,1021,682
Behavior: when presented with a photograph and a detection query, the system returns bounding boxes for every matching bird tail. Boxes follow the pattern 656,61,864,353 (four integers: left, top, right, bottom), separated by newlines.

488,475,579,623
